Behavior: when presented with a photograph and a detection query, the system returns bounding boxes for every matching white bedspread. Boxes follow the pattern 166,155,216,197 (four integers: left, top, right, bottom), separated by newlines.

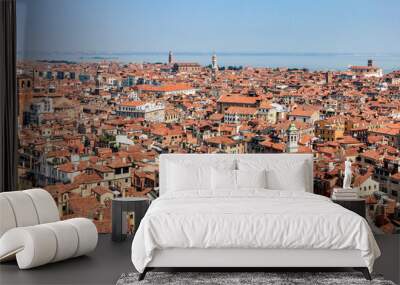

131,190,380,273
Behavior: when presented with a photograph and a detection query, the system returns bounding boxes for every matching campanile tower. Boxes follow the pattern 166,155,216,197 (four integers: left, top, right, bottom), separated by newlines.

211,53,218,81
168,51,173,64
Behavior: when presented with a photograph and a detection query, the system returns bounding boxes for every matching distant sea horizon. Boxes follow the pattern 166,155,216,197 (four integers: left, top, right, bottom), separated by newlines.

17,51,400,72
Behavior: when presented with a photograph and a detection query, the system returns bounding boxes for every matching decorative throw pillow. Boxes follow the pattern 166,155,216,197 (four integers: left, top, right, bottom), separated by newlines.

211,168,237,190
236,169,267,189
167,162,211,191
265,161,307,191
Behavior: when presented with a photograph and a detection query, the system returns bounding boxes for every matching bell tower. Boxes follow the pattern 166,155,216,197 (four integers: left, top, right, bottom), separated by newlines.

211,53,218,81
168,51,173,64
286,122,299,153
95,67,102,95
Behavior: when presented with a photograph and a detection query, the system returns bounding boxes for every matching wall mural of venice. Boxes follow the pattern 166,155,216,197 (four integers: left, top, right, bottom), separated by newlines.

16,0,400,234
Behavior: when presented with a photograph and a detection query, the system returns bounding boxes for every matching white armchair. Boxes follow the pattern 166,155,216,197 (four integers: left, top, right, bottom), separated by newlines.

0,188,98,269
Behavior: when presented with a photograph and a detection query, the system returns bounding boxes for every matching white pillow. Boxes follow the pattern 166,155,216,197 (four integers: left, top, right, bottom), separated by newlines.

265,161,307,191
236,169,267,189
211,168,237,190
238,158,310,192
167,162,211,192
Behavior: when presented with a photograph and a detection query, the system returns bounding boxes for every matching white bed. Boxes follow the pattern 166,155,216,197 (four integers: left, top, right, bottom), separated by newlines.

131,154,380,280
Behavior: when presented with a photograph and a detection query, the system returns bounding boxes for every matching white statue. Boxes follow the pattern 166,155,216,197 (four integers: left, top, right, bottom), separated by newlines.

343,159,352,189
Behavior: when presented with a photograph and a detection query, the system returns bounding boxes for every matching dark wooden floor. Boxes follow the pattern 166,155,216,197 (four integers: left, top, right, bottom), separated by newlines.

0,234,134,285
374,234,400,285
1,234,398,285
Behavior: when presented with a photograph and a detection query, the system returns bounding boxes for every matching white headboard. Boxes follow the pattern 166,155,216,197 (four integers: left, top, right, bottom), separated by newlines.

159,153,313,196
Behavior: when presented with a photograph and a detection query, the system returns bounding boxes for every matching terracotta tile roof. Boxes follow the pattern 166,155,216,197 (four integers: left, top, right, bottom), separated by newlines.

58,161,90,173
74,172,103,184
47,149,70,158
205,136,236,145
259,140,285,152
119,101,144,107
372,128,399,136
69,195,100,217
135,83,193,92
337,136,361,145
209,113,224,121
345,148,359,157
44,183,79,197
107,158,131,169
298,146,312,153
289,108,317,117
225,106,257,115
97,148,113,159
353,173,372,187
91,186,113,196
151,126,184,137
218,94,259,104
360,150,381,161
298,134,312,145
318,147,337,154
92,164,113,173
367,135,384,144
134,170,155,180
275,120,311,131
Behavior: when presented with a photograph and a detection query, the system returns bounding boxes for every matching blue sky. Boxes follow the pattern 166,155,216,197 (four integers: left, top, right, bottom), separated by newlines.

17,0,400,54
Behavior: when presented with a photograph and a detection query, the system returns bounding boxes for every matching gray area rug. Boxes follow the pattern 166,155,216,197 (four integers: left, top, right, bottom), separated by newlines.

116,272,396,285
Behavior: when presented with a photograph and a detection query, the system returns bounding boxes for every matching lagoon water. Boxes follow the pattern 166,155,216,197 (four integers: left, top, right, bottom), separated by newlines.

18,51,400,72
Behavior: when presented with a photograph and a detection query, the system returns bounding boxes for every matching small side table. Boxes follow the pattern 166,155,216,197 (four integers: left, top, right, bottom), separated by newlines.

112,197,150,242
332,198,366,218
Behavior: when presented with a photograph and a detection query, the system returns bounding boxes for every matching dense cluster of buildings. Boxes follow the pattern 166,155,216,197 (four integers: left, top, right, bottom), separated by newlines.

16,55,400,234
